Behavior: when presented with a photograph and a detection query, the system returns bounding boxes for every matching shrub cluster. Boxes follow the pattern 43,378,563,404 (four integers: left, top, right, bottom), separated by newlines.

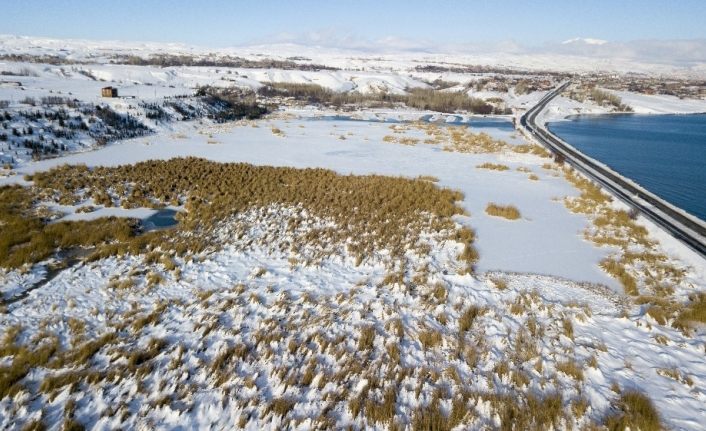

589,88,632,111
108,53,337,71
195,86,268,122
257,82,499,114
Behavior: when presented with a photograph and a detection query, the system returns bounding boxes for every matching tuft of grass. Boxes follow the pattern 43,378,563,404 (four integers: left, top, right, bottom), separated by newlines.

108,277,135,290
432,283,447,302
127,338,167,368
267,398,295,418
459,306,482,332
561,317,574,340
490,277,507,290
476,162,509,171
358,326,376,352
556,359,584,381
526,392,564,429
572,397,589,418
677,293,706,326
418,328,442,350
380,271,404,287
411,396,449,431
600,258,638,296
50,333,117,369
512,144,552,158
20,419,46,431
61,419,85,431
604,390,662,431
657,368,693,386
364,386,397,424
485,203,521,220
386,342,401,364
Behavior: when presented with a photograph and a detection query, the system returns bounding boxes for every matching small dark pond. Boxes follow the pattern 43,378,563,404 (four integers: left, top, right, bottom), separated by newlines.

142,208,179,231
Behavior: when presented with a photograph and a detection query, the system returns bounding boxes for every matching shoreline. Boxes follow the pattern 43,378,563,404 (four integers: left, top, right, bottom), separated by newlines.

554,110,706,121
545,113,706,224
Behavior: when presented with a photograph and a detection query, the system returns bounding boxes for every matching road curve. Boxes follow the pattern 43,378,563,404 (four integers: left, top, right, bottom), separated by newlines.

520,82,706,259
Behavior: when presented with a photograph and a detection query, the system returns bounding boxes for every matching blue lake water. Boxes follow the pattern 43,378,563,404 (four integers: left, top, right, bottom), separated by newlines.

548,114,706,222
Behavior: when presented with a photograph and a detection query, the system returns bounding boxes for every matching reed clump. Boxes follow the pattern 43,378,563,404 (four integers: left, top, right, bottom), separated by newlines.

604,390,661,431
476,162,510,171
485,203,521,220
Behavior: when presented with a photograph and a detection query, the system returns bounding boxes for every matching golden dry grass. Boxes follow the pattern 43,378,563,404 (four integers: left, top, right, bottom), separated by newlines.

459,306,483,332
604,390,662,431
556,359,584,381
476,162,510,171
678,293,706,325
0,186,136,269
562,166,685,300
485,203,521,220
10,158,479,273
490,277,508,290
512,144,552,158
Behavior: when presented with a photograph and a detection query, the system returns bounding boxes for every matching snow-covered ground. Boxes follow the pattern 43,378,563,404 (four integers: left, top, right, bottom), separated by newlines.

537,88,706,123
1,195,704,429
1,111,704,428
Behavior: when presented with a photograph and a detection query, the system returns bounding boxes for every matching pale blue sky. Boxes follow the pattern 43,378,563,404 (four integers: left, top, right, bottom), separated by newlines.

2,0,705,47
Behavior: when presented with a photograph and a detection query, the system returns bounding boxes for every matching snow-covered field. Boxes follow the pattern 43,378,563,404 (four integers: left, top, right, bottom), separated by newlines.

1,116,614,285
1,37,706,430
539,91,706,122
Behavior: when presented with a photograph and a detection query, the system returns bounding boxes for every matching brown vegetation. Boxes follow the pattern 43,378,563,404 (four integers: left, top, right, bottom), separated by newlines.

476,162,510,171
6,158,478,275
604,390,662,431
258,82,501,114
485,203,521,220
0,185,136,268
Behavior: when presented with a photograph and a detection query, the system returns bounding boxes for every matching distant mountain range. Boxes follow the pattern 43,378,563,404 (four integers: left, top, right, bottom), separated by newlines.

1,34,705,78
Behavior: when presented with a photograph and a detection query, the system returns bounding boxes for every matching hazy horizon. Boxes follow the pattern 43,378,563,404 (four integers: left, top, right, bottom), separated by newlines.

3,0,706,47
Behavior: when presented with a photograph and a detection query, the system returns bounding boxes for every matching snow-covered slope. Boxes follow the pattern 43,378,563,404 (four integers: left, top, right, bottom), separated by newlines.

3,34,706,78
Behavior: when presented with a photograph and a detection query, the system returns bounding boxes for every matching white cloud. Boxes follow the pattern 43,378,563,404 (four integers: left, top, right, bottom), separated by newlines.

561,37,608,46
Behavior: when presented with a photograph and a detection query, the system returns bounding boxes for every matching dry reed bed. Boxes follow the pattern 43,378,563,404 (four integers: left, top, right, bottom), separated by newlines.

381,122,552,158
8,158,479,273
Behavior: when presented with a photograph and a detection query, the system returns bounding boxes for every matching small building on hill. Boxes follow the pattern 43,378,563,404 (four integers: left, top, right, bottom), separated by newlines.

101,86,118,98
